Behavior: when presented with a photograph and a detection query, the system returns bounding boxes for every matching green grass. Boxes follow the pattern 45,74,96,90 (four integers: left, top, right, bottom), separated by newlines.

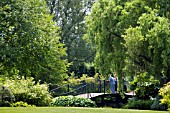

0,107,168,113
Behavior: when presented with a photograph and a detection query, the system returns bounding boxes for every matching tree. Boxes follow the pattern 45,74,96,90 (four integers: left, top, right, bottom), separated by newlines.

85,0,126,92
0,0,68,83
124,11,170,86
122,0,170,86
45,0,95,77
85,0,170,94
85,0,146,92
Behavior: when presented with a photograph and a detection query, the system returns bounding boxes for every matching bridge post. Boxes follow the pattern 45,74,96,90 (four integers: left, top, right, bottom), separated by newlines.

85,82,87,94
99,80,102,92
104,80,106,94
67,84,70,93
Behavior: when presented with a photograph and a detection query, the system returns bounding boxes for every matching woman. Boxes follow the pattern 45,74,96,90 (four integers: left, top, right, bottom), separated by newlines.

109,74,115,94
114,74,118,93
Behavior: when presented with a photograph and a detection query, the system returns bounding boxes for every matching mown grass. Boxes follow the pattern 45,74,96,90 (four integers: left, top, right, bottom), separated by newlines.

0,107,168,113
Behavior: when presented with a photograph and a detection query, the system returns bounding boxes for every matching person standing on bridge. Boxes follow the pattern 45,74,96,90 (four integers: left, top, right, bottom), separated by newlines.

109,74,115,94
114,74,118,93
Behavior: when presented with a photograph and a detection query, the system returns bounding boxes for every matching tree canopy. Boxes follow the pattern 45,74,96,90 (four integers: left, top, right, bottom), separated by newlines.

85,0,170,93
45,0,95,77
0,0,68,83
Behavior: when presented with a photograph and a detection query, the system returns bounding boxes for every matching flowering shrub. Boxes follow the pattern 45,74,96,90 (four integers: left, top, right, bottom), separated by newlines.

4,77,52,106
159,82,170,111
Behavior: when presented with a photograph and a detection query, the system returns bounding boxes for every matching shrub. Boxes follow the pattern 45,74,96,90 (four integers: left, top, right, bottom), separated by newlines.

50,96,96,107
0,85,15,107
123,99,154,110
159,82,170,111
4,76,52,106
150,96,168,111
11,101,36,107
0,101,11,107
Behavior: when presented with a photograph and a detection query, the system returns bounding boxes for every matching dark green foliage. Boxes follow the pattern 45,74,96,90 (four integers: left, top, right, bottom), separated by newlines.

0,101,11,107
151,97,168,111
124,97,168,111
50,96,96,107
0,86,14,101
123,99,154,110
0,85,14,107
69,63,95,77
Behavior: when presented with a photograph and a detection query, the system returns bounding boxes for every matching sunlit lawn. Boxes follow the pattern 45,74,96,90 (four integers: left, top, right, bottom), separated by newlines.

0,107,168,113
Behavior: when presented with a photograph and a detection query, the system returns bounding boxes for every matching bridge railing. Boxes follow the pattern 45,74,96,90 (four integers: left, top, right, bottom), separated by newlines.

49,79,110,97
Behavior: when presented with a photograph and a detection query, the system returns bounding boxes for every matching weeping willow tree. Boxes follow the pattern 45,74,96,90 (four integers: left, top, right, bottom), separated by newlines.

85,0,126,93
85,0,170,95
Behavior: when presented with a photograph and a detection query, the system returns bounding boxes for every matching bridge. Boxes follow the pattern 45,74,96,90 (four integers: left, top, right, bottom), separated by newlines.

49,79,135,108
50,79,109,97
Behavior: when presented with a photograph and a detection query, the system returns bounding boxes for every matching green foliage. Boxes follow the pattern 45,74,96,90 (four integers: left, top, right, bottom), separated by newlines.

51,74,106,97
50,96,96,107
124,10,170,98
86,0,170,97
129,72,159,99
11,101,35,107
124,96,168,111
3,77,52,106
0,0,68,83
66,73,104,85
150,96,168,111
0,85,14,107
0,101,11,107
0,85,14,100
85,0,154,93
124,99,154,110
85,0,127,93
124,10,170,79
45,0,95,77
143,0,170,18
66,74,96,85
159,82,170,111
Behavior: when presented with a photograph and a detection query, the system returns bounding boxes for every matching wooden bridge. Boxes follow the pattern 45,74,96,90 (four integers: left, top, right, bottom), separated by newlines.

50,80,109,97
49,79,135,108
77,92,135,108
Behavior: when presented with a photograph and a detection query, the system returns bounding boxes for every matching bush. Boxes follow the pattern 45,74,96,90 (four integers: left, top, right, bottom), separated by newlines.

0,101,11,107
0,85,15,107
4,77,52,106
159,82,170,111
50,96,96,107
123,99,154,110
150,96,168,111
11,101,36,107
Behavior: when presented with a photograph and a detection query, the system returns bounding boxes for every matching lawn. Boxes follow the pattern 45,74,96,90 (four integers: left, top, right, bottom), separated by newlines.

0,107,168,113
